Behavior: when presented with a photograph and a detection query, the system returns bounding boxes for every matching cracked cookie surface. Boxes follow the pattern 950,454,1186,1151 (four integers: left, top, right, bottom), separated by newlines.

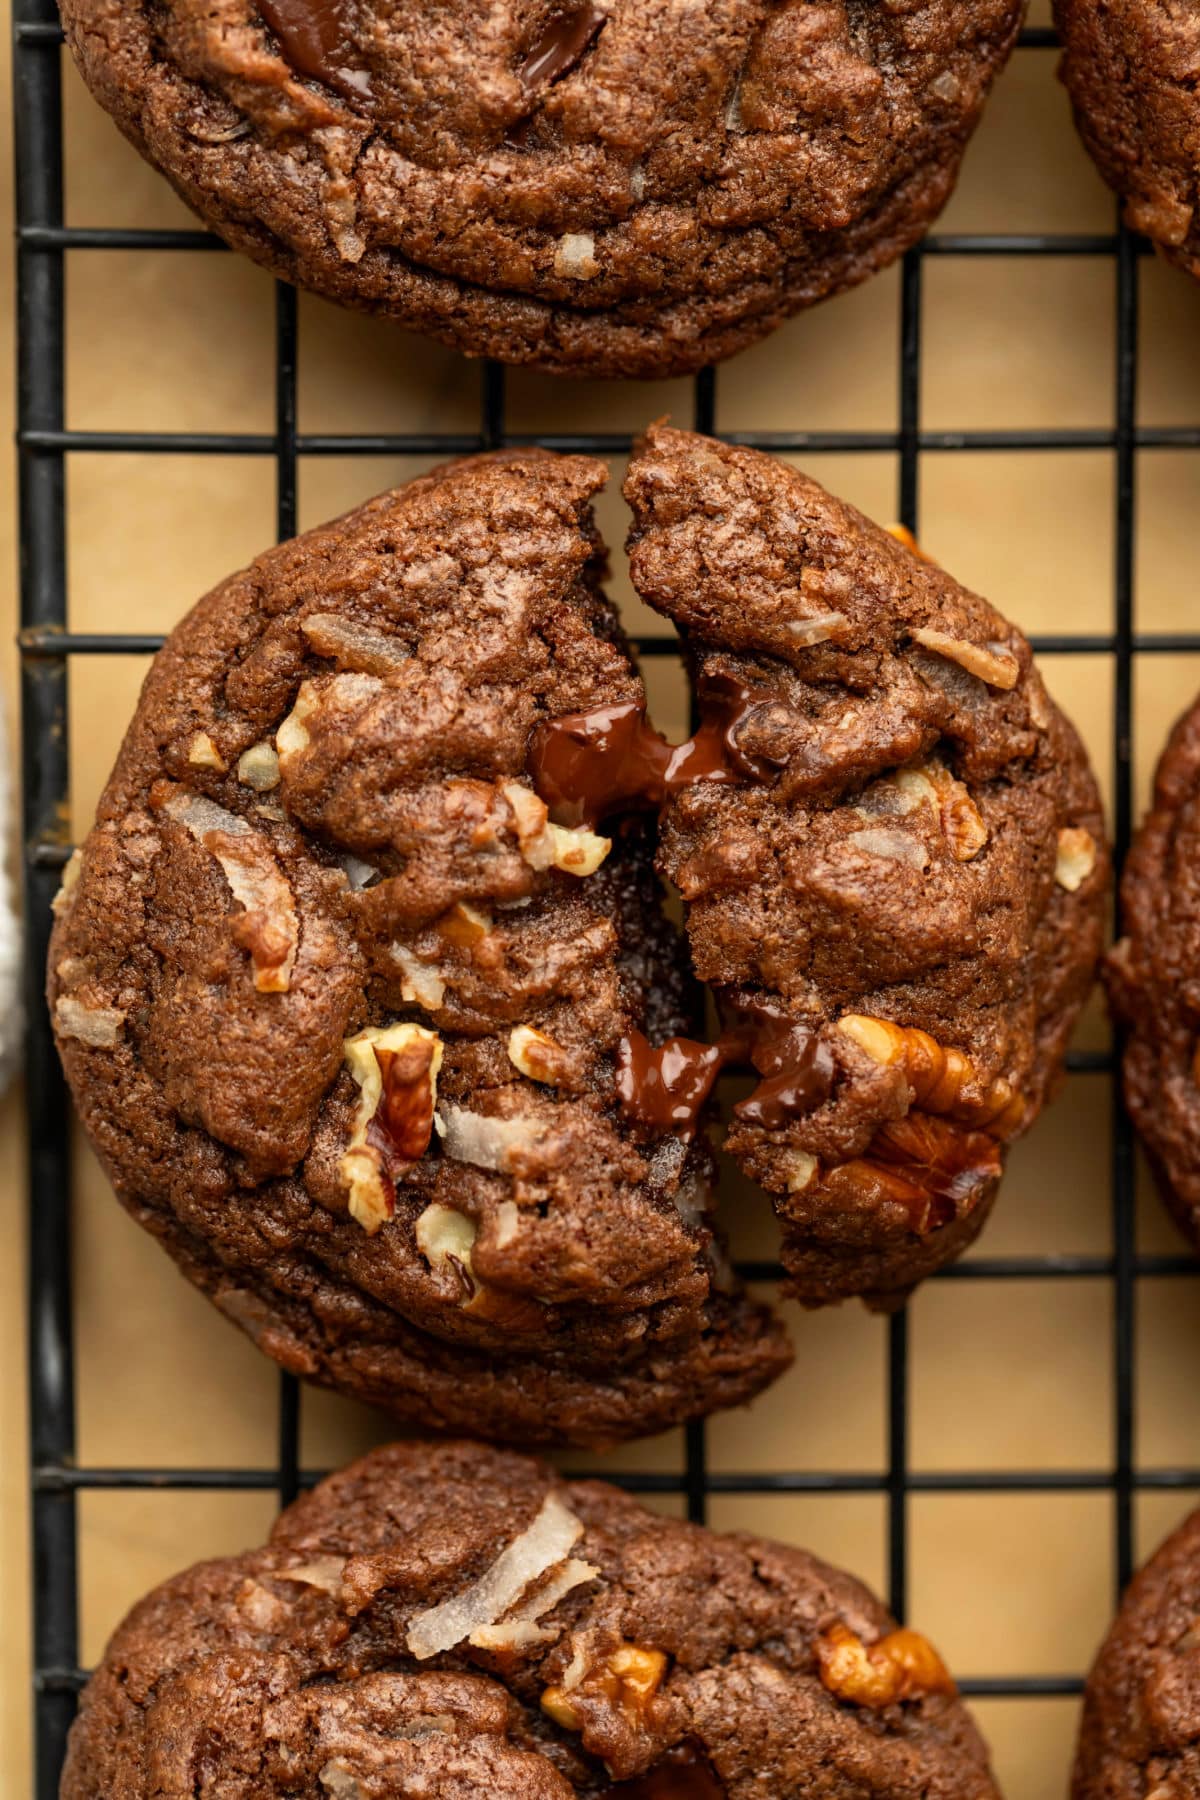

62,1438,1001,1799
48,447,790,1447
1073,1505,1200,1799
60,0,1021,378
1106,693,1200,1253
1055,0,1200,279
617,425,1107,1307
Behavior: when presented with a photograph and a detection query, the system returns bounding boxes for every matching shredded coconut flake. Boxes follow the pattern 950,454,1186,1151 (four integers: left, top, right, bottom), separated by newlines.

302,612,411,674
280,1556,346,1595
847,828,930,871
406,1492,585,1661
786,610,849,647
437,1105,549,1172
469,1557,599,1651
912,628,1019,691
163,791,298,991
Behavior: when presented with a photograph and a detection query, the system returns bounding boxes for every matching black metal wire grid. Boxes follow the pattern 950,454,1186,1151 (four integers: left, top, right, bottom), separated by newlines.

15,2,1200,1793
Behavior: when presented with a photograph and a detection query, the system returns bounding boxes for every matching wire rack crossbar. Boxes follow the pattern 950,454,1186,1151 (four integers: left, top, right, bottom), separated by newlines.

15,2,1194,1790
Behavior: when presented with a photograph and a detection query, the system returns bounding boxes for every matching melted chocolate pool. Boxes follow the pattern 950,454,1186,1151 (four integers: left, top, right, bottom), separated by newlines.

528,673,784,829
601,1744,726,1798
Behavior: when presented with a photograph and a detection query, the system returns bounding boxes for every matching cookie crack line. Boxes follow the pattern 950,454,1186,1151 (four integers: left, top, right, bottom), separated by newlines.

48,431,1106,1444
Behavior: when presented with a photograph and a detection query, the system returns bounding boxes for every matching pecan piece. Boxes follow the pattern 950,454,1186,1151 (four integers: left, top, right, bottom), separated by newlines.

837,1014,1025,1137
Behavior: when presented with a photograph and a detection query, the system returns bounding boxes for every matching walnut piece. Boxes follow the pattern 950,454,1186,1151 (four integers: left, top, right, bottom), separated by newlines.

816,1622,955,1708
55,995,125,1048
390,944,447,1013
236,742,281,792
508,1024,571,1085
837,1013,1025,1136
275,682,318,760
894,760,988,862
542,1641,668,1731
501,780,610,877
554,232,599,279
1054,825,1096,892
912,627,1019,691
415,1203,477,1289
341,1023,442,1233
187,730,226,772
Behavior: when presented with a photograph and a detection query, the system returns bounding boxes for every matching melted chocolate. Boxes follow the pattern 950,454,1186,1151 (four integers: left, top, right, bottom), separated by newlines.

530,700,674,827
518,2,608,91
615,1030,723,1137
615,999,834,1140
730,1020,836,1130
528,673,783,828
259,0,372,101
601,1744,726,1798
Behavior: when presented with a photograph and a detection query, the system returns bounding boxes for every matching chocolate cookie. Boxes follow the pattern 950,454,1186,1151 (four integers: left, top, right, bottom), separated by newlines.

1073,1506,1200,1799
530,426,1109,1306
63,1439,1000,1798
1106,694,1200,1249
48,448,791,1447
1055,0,1200,277
59,0,1022,379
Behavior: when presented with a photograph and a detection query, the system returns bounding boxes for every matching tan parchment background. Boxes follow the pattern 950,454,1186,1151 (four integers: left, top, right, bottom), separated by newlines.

5,6,1200,1794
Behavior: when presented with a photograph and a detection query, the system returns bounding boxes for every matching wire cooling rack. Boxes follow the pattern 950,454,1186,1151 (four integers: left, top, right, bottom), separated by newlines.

16,2,1200,1793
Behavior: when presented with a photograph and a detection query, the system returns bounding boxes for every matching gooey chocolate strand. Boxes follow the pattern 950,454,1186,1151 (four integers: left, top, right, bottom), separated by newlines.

258,0,372,100
530,680,821,1135
601,1743,726,1798
528,673,785,830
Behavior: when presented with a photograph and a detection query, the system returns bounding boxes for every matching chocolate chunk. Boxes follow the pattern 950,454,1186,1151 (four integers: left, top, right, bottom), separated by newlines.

528,673,785,830
615,1029,723,1137
258,0,372,100
518,3,608,92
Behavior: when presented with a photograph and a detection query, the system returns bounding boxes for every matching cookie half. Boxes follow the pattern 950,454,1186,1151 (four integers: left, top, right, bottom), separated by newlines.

63,1439,1000,1798
1055,0,1200,278
60,0,1021,378
1106,694,1200,1247
532,426,1109,1306
1073,1506,1200,1798
48,449,790,1447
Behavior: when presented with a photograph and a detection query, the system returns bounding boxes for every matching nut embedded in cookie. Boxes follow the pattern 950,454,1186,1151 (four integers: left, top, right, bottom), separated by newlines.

59,1440,1002,1800
47,447,792,1448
